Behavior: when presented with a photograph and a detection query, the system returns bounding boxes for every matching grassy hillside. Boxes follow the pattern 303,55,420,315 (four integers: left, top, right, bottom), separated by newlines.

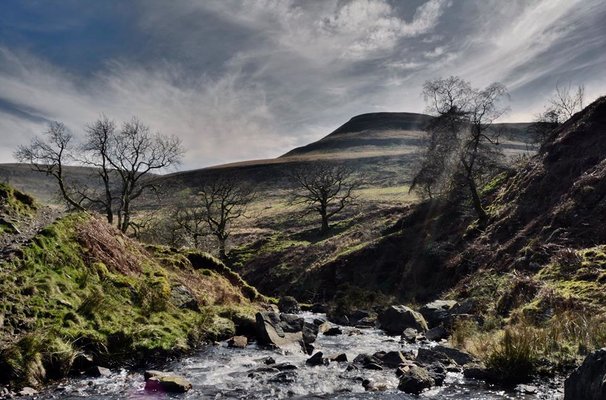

283,96,606,381
0,185,263,389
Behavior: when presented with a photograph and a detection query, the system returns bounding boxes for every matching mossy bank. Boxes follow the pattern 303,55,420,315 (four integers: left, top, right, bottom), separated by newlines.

0,196,264,390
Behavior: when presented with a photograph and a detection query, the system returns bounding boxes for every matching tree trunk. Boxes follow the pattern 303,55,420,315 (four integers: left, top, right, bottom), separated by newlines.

467,176,487,225
320,214,329,234
218,238,227,261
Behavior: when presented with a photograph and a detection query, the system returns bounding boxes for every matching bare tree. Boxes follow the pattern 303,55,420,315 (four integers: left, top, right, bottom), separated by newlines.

81,115,117,224
171,194,208,249
549,83,584,121
529,83,585,145
196,176,255,260
14,121,84,210
289,163,358,234
15,117,183,233
105,118,183,232
411,76,509,224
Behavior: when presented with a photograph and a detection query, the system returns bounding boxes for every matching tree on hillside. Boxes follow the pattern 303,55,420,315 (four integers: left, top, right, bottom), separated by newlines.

289,163,358,234
530,83,585,145
14,121,85,211
410,76,509,224
195,176,255,260
15,116,183,233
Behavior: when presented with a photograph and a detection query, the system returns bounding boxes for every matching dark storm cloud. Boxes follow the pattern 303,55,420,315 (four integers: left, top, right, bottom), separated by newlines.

0,0,604,169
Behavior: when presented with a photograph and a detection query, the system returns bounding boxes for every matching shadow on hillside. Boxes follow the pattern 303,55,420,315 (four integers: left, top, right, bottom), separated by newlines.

289,221,351,243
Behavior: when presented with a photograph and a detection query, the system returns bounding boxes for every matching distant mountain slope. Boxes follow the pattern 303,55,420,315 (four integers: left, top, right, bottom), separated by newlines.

1,111,534,202
281,112,531,159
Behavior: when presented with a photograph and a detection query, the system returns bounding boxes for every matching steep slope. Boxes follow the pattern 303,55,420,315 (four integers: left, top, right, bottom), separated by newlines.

0,187,262,389
281,96,606,308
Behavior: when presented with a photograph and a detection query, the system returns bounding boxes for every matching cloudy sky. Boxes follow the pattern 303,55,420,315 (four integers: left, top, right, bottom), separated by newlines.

0,0,605,170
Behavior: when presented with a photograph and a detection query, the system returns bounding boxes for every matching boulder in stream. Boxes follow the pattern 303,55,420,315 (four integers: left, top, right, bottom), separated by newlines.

144,370,192,393
397,365,434,395
255,312,304,349
564,348,606,400
306,352,329,366
278,296,300,314
227,335,248,348
378,305,428,334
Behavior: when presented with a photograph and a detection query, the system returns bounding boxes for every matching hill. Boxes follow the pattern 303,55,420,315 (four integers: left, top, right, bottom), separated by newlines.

242,95,606,382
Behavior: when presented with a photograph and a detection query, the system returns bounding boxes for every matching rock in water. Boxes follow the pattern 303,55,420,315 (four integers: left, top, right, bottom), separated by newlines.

565,348,606,400
144,370,192,393
378,305,428,334
278,296,301,314
228,335,248,348
306,352,328,366
398,365,434,395
323,327,343,336
255,312,305,349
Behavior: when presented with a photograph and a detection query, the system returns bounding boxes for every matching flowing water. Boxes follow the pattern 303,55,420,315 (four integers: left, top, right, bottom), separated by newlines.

39,313,564,399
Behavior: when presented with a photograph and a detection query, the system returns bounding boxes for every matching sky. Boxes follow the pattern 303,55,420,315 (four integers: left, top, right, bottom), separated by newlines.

0,0,605,170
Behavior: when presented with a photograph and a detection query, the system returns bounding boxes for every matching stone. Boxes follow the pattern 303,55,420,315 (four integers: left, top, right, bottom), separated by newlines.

402,328,418,343
426,326,449,341
376,351,407,369
144,371,192,393
18,387,38,396
306,352,328,366
416,348,452,365
363,379,389,392
518,384,538,394
419,300,458,327
432,345,474,365
564,348,606,400
255,312,304,349
227,335,248,348
323,327,343,336
427,362,447,386
261,356,275,365
303,321,319,344
328,353,348,362
398,365,434,395
278,296,300,314
170,285,199,311
378,305,428,334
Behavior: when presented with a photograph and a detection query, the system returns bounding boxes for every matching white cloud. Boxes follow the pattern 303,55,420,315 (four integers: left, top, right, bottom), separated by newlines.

0,47,296,169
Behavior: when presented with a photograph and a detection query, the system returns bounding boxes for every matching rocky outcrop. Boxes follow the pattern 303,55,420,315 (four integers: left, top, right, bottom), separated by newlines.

564,348,606,400
378,305,428,334
144,370,192,393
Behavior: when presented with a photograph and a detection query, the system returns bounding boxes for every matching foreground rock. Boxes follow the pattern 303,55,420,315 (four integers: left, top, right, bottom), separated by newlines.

228,335,248,348
255,312,305,349
378,305,428,334
398,365,434,395
278,296,300,314
564,348,606,400
144,370,192,393
419,300,458,328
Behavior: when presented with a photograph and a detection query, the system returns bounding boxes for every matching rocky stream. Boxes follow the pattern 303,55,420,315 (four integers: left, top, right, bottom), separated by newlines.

32,310,565,400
